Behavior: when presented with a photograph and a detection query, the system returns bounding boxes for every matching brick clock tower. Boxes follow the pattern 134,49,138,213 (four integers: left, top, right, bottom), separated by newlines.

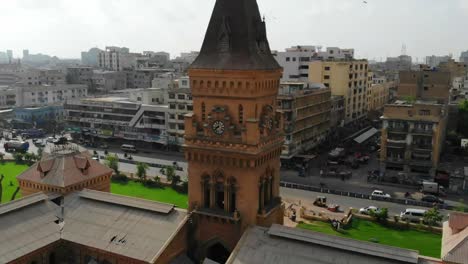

184,0,284,261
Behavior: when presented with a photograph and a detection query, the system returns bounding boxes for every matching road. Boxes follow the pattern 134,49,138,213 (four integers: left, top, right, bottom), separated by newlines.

280,187,451,220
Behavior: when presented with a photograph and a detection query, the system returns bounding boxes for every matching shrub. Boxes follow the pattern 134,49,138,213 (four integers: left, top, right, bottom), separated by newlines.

370,208,389,224
423,207,443,227
111,173,129,183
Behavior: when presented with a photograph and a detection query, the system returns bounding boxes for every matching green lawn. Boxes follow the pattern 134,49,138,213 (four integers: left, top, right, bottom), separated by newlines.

0,162,29,203
298,219,441,258
111,180,188,209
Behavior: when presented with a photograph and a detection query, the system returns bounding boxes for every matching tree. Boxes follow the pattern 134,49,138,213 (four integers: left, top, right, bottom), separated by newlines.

164,165,181,187
424,207,443,227
23,153,33,164
37,147,44,159
370,208,389,224
105,154,120,176
136,162,149,181
13,153,24,164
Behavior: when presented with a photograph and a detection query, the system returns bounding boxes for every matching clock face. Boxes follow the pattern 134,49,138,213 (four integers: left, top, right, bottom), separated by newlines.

212,120,225,135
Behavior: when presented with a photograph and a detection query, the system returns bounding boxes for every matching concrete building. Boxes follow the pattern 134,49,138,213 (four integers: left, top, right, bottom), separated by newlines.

367,75,394,112
309,60,369,124
381,70,451,176
460,50,468,64
126,68,171,89
20,68,66,86
80,47,102,66
176,51,200,64
385,55,412,72
12,83,87,107
166,76,192,147
65,93,168,147
66,66,94,89
277,82,331,158
97,46,138,71
92,70,127,92
331,95,345,129
274,45,354,82
0,86,16,108
426,55,452,68
14,105,65,127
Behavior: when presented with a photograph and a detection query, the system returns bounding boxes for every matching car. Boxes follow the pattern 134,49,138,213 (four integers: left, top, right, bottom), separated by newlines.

371,190,391,199
46,137,56,143
359,206,380,215
99,143,109,149
421,195,444,204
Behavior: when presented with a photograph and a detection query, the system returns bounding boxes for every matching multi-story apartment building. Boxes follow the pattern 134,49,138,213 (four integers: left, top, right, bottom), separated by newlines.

385,55,412,72
20,68,66,86
330,95,345,129
381,70,451,175
277,82,331,158
0,86,16,109
274,46,354,82
166,76,193,147
66,66,94,89
425,55,451,68
9,84,88,107
92,70,127,92
81,48,102,66
64,90,168,147
460,50,468,64
367,74,394,112
97,46,139,71
309,60,369,124
125,68,173,89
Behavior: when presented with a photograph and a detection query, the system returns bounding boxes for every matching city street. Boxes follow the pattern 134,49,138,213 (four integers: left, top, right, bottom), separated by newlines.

280,187,451,220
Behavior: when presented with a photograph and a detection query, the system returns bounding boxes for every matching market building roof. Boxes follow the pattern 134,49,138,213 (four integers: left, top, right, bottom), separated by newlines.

442,212,468,264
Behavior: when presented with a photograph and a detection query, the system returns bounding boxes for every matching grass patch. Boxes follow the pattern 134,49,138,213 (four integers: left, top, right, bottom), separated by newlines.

298,219,441,258
111,180,188,209
0,162,29,203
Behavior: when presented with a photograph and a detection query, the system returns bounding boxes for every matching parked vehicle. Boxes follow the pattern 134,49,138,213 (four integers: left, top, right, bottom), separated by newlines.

400,208,427,222
421,195,444,204
421,181,446,196
121,144,137,153
359,206,380,215
4,141,29,152
46,137,56,143
328,148,346,161
371,190,391,199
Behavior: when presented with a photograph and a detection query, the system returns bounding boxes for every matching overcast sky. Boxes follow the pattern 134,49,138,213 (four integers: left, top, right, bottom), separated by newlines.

1,0,468,62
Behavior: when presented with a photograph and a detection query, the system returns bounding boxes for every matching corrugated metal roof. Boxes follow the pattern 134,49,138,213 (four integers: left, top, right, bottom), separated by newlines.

354,127,379,144
79,189,174,214
228,225,420,264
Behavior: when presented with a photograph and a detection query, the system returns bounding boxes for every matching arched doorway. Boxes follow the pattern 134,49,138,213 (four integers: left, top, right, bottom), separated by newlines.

49,252,56,264
206,242,231,264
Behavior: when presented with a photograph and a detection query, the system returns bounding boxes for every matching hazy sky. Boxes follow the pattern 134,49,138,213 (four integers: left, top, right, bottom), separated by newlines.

1,0,468,62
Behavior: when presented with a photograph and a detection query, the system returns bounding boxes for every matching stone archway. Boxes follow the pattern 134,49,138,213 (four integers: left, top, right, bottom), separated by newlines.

203,239,231,264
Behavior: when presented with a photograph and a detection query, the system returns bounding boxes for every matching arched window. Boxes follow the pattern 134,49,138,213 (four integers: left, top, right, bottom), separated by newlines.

238,105,244,124
238,82,242,89
215,81,219,88
202,102,206,121
207,81,212,88
222,81,226,88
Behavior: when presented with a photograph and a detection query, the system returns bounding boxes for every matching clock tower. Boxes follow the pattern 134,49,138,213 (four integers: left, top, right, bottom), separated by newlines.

184,0,284,261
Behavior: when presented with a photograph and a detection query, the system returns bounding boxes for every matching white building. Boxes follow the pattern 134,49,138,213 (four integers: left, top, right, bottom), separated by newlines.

273,45,354,82
97,46,139,71
13,84,88,107
65,92,169,147
460,51,468,64
176,51,200,64
92,70,127,92
426,55,452,68
165,76,192,147
0,86,16,108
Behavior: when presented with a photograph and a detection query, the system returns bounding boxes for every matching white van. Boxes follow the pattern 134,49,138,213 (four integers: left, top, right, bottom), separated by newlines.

121,144,137,153
400,209,427,222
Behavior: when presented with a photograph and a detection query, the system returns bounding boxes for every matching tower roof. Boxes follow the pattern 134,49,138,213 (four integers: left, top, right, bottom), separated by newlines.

190,0,281,71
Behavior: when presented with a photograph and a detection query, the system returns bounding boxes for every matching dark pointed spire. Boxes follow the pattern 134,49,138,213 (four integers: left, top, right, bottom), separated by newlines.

190,0,280,71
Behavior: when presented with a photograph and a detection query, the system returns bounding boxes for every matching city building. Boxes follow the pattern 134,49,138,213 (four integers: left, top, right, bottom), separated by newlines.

380,70,451,175
14,105,65,128
66,66,94,89
176,51,200,64
167,76,192,147
274,45,354,82
330,95,345,129
385,55,412,72
65,92,168,147
0,86,16,108
426,55,452,68
277,82,331,158
460,50,468,64
17,146,113,196
12,83,88,107
126,68,171,89
309,60,369,124
0,63,24,86
81,47,102,66
97,46,139,71
367,74,393,112
20,68,66,86
92,70,127,92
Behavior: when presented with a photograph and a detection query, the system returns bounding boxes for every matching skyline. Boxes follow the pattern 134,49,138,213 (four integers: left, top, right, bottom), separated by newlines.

1,0,468,61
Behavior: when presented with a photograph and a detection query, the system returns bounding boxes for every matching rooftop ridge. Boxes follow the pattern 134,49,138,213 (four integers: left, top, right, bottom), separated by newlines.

78,189,175,214
267,224,419,263
0,192,48,215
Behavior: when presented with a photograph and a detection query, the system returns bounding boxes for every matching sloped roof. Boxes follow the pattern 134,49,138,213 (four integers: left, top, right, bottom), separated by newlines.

0,190,188,263
17,151,113,188
228,224,420,264
190,0,281,71
442,213,468,264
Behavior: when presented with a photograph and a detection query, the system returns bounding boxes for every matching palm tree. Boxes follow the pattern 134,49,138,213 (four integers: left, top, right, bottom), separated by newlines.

136,162,149,181
105,154,120,176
